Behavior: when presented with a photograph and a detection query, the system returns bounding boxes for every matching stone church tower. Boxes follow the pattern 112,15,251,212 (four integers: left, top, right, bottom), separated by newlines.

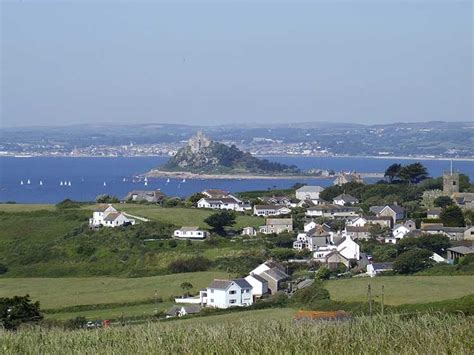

443,161,459,195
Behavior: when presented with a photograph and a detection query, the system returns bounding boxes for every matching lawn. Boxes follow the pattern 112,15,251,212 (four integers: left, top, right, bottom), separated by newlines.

0,204,55,212
325,276,474,306
0,271,228,310
117,205,263,229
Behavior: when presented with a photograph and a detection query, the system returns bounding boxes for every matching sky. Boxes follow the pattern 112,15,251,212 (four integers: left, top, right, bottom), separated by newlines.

1,0,472,128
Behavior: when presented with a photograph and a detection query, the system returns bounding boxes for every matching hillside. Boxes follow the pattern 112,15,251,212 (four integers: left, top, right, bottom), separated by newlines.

161,132,300,174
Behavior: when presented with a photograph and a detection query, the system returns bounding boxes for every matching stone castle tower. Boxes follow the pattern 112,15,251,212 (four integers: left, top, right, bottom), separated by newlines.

443,161,459,195
188,131,212,153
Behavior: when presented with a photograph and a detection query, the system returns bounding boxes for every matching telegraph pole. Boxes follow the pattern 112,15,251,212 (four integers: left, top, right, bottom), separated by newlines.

381,285,385,316
367,283,372,320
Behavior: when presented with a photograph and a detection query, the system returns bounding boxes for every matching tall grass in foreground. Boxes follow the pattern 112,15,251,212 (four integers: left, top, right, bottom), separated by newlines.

1,314,472,354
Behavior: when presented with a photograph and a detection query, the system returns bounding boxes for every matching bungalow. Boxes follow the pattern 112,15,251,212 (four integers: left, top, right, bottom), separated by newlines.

241,226,257,236
197,196,243,211
202,189,230,198
200,279,253,309
369,204,406,225
297,198,325,208
366,262,394,277
89,204,135,228
344,226,370,240
333,235,360,260
294,232,331,251
253,205,291,217
426,208,442,219
333,194,359,206
250,260,290,294
244,274,269,299
420,226,467,241
259,218,293,235
173,227,208,239
447,246,474,264
390,223,412,243
346,217,368,227
258,195,292,207
305,204,360,219
123,190,166,204
295,186,325,201
365,216,393,228
165,305,202,318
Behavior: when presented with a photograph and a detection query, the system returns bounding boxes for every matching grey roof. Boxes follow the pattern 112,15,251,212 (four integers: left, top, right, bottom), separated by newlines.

422,226,466,233
346,226,369,233
306,227,330,237
427,208,442,215
254,205,288,210
266,218,293,225
366,216,392,221
297,185,325,193
178,226,200,231
310,236,330,247
262,267,289,282
249,274,268,284
333,194,358,203
447,246,474,255
208,279,233,290
370,205,405,215
166,305,201,316
103,212,121,221
233,278,252,289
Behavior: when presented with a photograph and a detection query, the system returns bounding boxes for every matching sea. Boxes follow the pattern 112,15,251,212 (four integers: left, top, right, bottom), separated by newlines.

0,156,472,204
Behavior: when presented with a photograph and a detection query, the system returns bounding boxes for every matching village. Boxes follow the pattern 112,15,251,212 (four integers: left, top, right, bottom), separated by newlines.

87,168,474,318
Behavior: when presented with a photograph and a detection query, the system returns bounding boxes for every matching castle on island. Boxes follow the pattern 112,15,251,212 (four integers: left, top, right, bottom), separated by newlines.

189,131,212,154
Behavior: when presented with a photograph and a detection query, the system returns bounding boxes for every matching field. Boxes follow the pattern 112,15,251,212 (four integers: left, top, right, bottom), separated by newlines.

2,314,472,354
325,276,474,305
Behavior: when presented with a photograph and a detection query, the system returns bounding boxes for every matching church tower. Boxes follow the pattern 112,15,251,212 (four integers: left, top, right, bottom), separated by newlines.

443,160,459,195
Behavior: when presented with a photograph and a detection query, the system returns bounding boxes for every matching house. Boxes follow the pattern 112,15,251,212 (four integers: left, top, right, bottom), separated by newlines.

390,224,411,242
366,262,394,277
446,246,474,264
250,260,289,294
325,250,351,270
258,195,292,207
333,173,363,186
202,189,230,198
259,218,293,234
464,226,474,240
200,279,253,309
244,274,269,298
347,217,367,227
89,204,135,228
333,235,360,260
253,205,291,217
294,231,331,251
241,226,257,236
305,204,360,219
297,198,325,208
452,192,474,209
165,305,202,318
344,226,370,240
369,204,406,225
123,190,166,204
365,216,393,228
333,194,359,206
173,227,208,239
420,226,467,241
197,196,243,211
295,185,325,201
426,208,442,219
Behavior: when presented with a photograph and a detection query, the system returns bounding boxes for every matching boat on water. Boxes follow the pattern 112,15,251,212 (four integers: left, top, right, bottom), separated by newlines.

103,182,107,186
182,178,186,183
166,178,170,184
123,178,126,182
68,181,71,186
144,181,148,186
27,179,31,185
60,181,63,186
20,180,24,185
39,180,43,186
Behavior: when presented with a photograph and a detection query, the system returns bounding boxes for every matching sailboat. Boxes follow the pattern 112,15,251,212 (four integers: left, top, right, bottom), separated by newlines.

60,181,63,186
68,181,71,186
27,179,31,185
39,180,43,186
103,182,107,187
166,178,170,184
144,177,148,182
122,177,126,182
182,178,186,183
144,181,148,186
20,180,24,185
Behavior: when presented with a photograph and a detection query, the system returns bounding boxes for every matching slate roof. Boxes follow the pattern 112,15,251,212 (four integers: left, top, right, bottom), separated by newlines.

266,218,293,225
208,279,233,290
233,278,252,289
346,226,369,233
262,268,289,282
103,212,121,221
333,194,358,203
297,185,325,193
249,274,268,284
370,205,405,215
166,305,202,316
371,262,394,270
254,205,288,210
447,246,474,255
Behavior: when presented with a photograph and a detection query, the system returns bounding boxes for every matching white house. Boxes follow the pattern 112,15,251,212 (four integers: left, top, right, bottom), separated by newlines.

200,279,253,309
259,218,293,234
197,197,243,211
173,227,208,239
333,236,360,260
306,205,360,219
333,194,359,206
295,185,325,201
89,204,135,228
165,305,202,318
390,224,411,242
253,205,291,216
366,262,394,277
244,274,269,298
241,226,257,236
250,260,289,294
346,217,368,227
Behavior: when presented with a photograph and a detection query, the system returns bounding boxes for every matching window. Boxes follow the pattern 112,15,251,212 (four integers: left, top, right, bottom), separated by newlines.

210,289,214,293
229,290,236,295
229,300,236,304
453,181,457,186
210,299,214,303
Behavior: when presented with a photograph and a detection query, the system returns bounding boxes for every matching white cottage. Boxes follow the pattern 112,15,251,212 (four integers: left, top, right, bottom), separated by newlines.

200,279,253,309
89,204,135,228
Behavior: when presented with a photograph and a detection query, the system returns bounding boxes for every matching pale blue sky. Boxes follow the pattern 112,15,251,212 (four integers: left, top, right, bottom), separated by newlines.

1,1,472,127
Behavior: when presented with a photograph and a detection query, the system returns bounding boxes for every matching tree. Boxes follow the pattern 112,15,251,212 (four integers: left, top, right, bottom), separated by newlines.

180,282,193,296
187,193,205,206
393,249,434,274
397,234,451,256
399,163,429,184
0,295,43,330
440,205,465,227
384,163,402,183
0,264,8,275
433,196,454,209
315,267,331,280
96,194,119,203
204,210,236,235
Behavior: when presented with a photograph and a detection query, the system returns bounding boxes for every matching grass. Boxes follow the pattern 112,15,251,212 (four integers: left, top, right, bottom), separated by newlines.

325,275,474,305
0,271,228,310
2,314,472,354
0,203,55,212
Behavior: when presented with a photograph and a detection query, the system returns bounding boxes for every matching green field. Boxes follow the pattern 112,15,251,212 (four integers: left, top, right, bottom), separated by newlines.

0,204,55,212
325,276,474,305
0,271,227,310
2,314,472,354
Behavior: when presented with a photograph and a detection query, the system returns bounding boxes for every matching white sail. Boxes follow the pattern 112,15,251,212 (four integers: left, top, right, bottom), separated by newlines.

68,181,71,186
60,181,63,186
182,178,186,183
39,180,43,186
144,181,148,186
123,178,126,182
103,182,107,186
27,179,31,185
20,180,24,185
144,177,148,182
166,178,170,183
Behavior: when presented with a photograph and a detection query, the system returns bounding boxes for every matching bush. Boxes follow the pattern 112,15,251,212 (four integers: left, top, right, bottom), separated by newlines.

394,248,434,274
167,256,211,273
55,199,82,209
0,263,8,275
0,295,43,330
316,267,331,280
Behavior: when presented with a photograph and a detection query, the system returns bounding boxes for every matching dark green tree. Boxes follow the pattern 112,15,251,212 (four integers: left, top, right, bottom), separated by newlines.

384,163,402,183
0,295,43,330
399,163,429,184
393,249,434,274
433,196,454,209
204,210,236,235
180,282,193,296
187,193,206,206
440,205,465,227
397,234,451,256
96,194,120,203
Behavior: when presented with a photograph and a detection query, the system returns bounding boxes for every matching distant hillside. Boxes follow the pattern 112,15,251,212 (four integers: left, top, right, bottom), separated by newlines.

161,132,300,174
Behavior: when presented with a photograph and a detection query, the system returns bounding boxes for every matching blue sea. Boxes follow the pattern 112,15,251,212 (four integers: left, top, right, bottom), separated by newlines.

0,156,472,204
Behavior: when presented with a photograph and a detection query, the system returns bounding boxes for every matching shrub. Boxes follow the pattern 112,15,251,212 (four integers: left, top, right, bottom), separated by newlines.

0,263,8,275
394,248,434,274
167,256,211,273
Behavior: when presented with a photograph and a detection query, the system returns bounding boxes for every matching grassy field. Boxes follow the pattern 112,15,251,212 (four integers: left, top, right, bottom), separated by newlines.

2,314,472,354
325,275,474,305
0,271,228,310
0,204,55,212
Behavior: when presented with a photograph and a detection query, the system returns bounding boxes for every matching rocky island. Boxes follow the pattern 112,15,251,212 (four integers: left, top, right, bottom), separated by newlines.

146,132,303,179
